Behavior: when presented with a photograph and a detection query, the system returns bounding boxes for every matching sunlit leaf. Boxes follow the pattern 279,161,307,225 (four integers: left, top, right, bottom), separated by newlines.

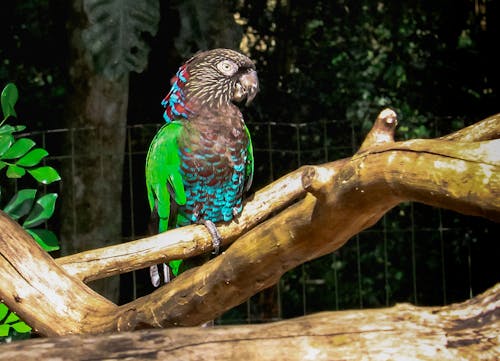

23,193,58,228
11,321,31,333
1,83,18,120
11,321,31,334
0,303,8,320
0,324,9,337
2,138,36,160
16,148,48,167
27,166,61,184
26,229,60,252
6,164,26,178
0,306,31,335
2,189,37,220
5,311,20,324
0,134,14,156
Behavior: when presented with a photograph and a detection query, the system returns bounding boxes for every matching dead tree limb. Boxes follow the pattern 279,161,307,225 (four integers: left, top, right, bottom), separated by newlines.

0,109,498,336
1,283,498,360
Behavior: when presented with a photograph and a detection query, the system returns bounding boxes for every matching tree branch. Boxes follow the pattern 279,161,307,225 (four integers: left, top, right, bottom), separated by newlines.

440,113,500,142
0,110,498,336
56,111,499,284
0,211,119,336
1,284,498,360
120,125,498,328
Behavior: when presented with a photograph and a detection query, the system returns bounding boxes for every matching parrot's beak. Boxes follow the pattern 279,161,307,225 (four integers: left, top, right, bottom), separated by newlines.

234,69,259,106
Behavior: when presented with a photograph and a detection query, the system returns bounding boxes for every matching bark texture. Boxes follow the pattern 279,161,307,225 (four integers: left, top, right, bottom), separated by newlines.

1,284,498,360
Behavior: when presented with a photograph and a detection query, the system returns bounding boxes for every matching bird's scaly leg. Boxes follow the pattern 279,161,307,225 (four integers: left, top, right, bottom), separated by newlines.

201,219,222,255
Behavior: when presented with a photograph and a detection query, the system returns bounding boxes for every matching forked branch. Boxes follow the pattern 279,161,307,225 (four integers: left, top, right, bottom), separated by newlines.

0,109,498,336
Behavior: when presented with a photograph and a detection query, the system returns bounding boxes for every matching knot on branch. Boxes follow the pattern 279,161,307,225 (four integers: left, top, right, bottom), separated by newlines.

117,308,139,332
359,108,398,152
301,165,337,201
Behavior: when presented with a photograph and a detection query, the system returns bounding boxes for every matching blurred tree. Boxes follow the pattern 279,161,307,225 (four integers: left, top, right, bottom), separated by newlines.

60,0,159,302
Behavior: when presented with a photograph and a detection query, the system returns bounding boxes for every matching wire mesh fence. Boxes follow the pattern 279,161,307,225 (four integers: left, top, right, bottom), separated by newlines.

15,118,498,325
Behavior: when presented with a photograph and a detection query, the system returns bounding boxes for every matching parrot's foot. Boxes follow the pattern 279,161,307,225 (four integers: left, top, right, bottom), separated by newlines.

150,265,161,287
150,263,171,287
232,207,240,219
201,220,222,255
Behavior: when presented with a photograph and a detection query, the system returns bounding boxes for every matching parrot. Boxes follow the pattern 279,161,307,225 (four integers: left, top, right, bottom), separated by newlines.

145,48,259,287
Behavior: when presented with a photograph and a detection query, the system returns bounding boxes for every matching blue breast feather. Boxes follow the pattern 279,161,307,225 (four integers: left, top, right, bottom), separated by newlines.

176,145,247,226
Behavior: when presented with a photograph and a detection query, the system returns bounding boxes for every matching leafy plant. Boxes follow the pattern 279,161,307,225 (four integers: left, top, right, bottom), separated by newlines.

0,82,61,342
82,0,160,80
0,303,31,341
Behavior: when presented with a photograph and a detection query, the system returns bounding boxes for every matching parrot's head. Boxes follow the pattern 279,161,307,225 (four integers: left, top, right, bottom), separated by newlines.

162,48,259,123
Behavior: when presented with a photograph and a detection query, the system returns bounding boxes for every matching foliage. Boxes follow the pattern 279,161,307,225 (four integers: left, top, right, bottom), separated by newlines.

82,0,160,80
234,1,497,140
0,303,31,341
0,82,61,342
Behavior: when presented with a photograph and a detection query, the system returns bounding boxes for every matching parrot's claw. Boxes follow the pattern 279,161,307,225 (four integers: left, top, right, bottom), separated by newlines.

150,265,161,287
232,207,242,223
150,263,171,287
202,219,222,255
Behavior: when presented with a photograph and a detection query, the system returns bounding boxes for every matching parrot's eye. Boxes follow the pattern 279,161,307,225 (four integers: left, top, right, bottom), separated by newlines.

217,60,238,76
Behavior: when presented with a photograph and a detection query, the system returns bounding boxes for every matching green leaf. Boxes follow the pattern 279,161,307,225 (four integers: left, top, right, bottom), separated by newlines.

0,303,8,320
5,311,20,324
0,134,14,156
28,166,61,184
1,83,18,120
6,164,26,178
0,324,9,337
16,148,48,167
11,321,31,333
0,124,26,135
23,193,58,228
2,138,36,160
26,229,60,252
3,189,37,220
0,161,6,171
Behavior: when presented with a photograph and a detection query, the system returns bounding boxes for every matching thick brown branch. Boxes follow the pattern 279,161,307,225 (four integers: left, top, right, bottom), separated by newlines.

119,132,498,328
0,110,498,336
441,113,500,142
56,137,499,285
56,168,306,282
2,284,498,360
0,211,120,336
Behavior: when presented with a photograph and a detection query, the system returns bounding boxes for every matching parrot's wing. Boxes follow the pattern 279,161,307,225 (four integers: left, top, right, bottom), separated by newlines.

244,124,254,192
146,121,187,233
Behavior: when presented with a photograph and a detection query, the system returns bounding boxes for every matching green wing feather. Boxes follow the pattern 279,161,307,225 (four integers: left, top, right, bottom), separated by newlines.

244,124,254,192
146,121,186,276
146,121,186,233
